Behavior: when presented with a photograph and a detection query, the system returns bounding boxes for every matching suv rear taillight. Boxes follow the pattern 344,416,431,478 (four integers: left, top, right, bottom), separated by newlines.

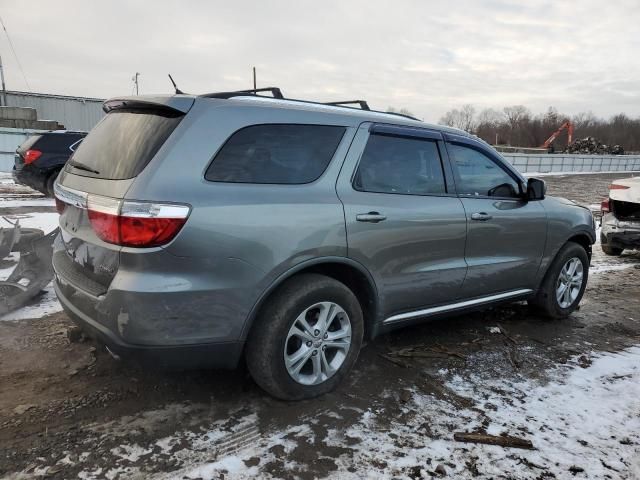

54,183,190,248
23,149,42,164
601,198,610,213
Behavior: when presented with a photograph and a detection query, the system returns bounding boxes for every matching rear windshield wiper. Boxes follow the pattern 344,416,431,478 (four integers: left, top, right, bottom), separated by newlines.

68,161,100,175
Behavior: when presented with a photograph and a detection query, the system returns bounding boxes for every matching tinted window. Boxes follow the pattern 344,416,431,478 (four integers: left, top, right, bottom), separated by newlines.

66,109,182,180
38,133,86,153
448,143,520,198
353,134,446,195
206,124,345,184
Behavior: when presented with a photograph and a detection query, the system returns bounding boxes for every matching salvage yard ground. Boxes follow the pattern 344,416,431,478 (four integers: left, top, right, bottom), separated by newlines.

1,172,639,479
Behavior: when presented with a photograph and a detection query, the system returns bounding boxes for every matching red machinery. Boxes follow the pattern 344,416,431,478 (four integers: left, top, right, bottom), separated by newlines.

541,121,574,149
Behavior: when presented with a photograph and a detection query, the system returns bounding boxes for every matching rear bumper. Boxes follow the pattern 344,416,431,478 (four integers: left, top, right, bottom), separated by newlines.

54,279,244,369
13,165,48,193
601,213,640,249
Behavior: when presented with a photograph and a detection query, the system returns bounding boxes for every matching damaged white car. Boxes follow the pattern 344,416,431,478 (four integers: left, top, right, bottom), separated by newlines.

601,176,640,255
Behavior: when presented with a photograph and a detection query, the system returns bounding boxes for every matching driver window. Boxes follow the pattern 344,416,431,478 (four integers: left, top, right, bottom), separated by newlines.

447,143,520,198
447,143,520,197
353,134,446,195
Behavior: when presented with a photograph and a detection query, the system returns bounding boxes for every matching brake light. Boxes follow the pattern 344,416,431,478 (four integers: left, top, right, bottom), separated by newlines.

23,149,42,164
87,209,187,247
609,184,630,190
601,198,610,213
54,184,190,248
86,197,189,248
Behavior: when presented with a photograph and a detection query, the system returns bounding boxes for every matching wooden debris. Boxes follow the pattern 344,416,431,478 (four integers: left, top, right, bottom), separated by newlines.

507,348,521,370
496,323,517,344
378,353,411,368
453,432,534,450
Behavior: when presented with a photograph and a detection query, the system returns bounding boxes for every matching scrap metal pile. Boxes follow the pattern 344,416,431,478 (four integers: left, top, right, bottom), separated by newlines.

564,137,624,155
0,219,56,316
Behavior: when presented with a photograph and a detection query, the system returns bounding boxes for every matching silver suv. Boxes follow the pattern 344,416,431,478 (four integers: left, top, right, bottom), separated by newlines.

53,88,596,400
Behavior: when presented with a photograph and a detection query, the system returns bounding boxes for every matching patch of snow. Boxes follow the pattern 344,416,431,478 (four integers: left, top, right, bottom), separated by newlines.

323,346,640,479
590,263,636,274
110,444,152,462
488,326,501,334
1,212,59,233
0,198,54,207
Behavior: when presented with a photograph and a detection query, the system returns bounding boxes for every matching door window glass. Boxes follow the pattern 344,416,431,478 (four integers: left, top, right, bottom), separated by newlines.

353,134,446,195
448,143,520,198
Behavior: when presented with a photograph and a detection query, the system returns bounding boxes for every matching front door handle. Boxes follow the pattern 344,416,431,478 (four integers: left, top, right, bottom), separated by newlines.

356,212,387,223
471,212,493,221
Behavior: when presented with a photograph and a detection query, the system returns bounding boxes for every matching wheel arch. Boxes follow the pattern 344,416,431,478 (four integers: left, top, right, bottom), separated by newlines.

241,257,381,342
566,230,594,260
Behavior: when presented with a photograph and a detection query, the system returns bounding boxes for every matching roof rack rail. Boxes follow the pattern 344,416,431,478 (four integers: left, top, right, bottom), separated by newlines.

201,87,284,99
324,100,370,111
198,87,420,121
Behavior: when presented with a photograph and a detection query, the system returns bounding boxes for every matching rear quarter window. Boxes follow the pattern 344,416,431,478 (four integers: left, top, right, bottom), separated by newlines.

205,124,346,184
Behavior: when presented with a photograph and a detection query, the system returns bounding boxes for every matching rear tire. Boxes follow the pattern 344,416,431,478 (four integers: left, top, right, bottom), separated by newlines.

601,244,623,256
45,170,60,197
246,273,363,400
529,242,589,319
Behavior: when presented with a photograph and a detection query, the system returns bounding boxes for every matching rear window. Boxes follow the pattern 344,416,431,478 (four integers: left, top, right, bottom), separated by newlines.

205,124,346,184
65,109,182,180
17,134,42,154
38,133,86,153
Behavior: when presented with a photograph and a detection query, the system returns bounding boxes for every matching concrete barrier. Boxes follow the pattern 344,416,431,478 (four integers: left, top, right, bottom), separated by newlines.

502,153,640,174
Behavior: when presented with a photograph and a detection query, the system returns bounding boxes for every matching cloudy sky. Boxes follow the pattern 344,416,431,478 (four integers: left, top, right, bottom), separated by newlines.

0,0,638,122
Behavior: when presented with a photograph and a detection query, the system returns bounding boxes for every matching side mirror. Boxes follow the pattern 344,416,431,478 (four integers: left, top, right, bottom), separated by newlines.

527,177,546,201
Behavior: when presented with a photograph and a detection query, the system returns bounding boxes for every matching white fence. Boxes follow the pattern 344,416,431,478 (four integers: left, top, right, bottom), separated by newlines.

503,153,640,174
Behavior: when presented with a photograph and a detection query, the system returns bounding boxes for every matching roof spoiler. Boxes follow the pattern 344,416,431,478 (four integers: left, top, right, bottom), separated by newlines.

103,95,195,114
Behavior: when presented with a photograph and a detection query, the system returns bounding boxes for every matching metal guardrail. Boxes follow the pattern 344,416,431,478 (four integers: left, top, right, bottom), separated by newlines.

502,153,640,174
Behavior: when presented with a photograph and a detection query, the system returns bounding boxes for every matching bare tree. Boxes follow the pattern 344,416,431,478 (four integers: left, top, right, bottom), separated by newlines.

438,104,476,132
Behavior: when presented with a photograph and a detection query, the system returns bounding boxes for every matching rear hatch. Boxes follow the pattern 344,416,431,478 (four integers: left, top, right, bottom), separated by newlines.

54,96,194,295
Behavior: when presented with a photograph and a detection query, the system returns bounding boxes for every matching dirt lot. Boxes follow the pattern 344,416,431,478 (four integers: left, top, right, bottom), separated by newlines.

1,172,639,479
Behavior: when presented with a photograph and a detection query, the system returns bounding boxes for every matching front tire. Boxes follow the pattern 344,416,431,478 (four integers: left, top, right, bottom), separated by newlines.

246,273,363,400
529,242,589,318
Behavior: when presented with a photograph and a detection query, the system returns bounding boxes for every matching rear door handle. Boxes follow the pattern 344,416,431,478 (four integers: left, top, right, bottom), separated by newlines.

471,212,493,221
356,212,387,223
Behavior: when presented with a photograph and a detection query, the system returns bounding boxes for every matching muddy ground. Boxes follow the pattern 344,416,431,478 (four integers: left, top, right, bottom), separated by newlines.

1,172,639,479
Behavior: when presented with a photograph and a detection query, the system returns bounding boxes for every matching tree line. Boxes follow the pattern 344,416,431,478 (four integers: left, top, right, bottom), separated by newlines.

435,105,640,152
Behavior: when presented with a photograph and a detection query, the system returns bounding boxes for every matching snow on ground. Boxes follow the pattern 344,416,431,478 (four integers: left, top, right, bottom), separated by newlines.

0,285,62,321
327,346,640,479
0,198,53,207
1,211,59,234
1,178,62,321
110,346,639,479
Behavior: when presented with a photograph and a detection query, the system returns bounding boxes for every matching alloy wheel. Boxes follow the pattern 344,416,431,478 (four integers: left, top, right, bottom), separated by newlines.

284,301,352,385
556,257,584,308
